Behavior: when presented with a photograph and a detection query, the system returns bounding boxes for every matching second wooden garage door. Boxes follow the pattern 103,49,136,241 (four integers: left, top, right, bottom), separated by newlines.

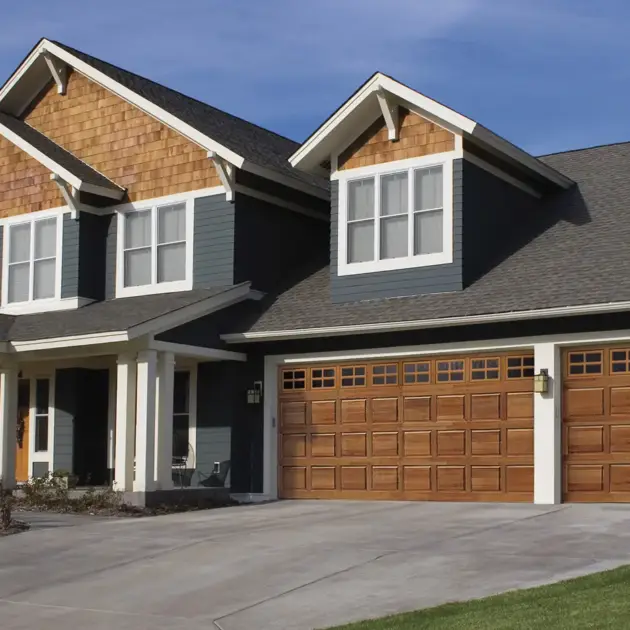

278,351,535,501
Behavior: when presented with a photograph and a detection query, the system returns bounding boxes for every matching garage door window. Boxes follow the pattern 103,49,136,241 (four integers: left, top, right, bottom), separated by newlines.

568,351,603,376
611,350,630,373
507,356,534,378
312,368,336,388
340,366,366,387
437,360,464,382
282,369,306,390
403,362,430,384
471,358,500,380
372,364,398,385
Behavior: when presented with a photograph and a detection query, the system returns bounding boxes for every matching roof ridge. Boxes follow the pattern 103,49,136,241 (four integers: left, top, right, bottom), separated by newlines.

538,139,630,158
50,40,301,149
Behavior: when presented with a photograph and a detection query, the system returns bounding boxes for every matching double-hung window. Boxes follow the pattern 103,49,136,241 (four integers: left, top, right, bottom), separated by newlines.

118,199,191,297
4,215,60,305
340,159,452,275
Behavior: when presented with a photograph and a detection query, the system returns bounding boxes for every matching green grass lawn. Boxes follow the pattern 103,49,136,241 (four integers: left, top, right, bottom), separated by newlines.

324,565,630,630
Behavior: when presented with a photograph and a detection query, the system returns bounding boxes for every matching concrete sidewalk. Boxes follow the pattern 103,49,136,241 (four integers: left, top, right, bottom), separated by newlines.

1,501,630,629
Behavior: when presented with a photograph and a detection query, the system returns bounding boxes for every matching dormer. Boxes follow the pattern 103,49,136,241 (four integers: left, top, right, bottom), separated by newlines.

290,73,573,302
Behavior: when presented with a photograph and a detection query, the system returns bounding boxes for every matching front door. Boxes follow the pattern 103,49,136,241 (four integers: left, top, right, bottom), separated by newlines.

15,379,30,482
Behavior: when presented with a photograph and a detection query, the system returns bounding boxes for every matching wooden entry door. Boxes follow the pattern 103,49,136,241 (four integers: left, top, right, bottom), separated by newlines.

15,379,30,482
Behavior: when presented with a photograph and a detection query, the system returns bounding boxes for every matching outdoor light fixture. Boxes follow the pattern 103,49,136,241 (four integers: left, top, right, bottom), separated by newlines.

533,369,549,394
247,381,263,404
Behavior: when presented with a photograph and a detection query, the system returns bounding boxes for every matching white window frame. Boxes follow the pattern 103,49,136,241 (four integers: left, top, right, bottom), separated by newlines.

115,190,198,299
0,208,64,312
336,153,454,276
27,371,55,475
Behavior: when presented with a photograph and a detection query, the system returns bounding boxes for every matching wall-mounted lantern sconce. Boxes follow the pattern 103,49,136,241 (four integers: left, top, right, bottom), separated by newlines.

247,381,263,404
533,369,549,394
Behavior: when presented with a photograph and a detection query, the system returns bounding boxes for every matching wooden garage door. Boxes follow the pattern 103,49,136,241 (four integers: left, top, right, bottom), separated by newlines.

278,352,534,501
564,347,630,501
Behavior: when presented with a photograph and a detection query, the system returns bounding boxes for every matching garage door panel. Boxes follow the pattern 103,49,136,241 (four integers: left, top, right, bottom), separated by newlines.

279,352,534,502
566,464,604,493
610,426,630,452
610,387,630,415
610,465,630,492
565,388,605,417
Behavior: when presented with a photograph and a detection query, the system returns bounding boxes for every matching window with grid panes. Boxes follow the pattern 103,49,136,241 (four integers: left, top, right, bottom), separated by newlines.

507,356,534,378
340,366,366,387
611,350,630,373
403,361,430,384
282,369,306,390
471,358,500,380
372,364,398,385
568,351,603,376
436,359,465,382
312,367,336,388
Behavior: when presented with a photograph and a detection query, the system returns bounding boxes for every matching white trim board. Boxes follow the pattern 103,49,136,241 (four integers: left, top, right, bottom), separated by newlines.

222,300,630,343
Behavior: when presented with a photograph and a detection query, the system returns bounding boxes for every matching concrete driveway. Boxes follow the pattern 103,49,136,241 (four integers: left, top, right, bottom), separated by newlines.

2,501,630,630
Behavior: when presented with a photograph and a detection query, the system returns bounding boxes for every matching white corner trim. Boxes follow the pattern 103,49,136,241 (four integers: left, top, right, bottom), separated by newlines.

43,52,67,95
221,301,630,344
208,151,235,201
376,88,399,141
290,72,476,169
336,154,454,277
41,41,246,169
0,119,124,201
150,339,247,362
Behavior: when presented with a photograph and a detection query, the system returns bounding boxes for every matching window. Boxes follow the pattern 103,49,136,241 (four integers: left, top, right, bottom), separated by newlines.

437,360,465,382
5,216,59,305
611,350,630,373
339,157,452,276
282,369,306,390
568,351,603,376
118,196,192,297
173,371,190,460
312,368,336,389
34,379,50,452
507,356,534,379
403,362,430,384
340,365,366,387
372,364,398,385
471,358,500,380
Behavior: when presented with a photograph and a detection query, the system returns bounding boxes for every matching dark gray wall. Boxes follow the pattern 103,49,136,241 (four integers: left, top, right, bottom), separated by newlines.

53,368,77,473
233,192,329,292
193,193,235,288
330,158,464,303
105,213,117,300
62,213,108,301
462,159,543,286
194,358,264,494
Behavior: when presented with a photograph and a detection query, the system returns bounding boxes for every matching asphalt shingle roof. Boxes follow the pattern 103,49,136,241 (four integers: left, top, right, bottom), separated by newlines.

0,287,239,343
228,142,630,335
51,41,327,193
0,111,123,193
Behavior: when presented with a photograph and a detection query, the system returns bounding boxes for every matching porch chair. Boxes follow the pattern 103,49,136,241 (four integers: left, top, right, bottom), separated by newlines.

197,460,231,488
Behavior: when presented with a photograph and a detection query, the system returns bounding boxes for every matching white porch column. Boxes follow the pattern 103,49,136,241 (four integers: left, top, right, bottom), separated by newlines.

154,352,175,490
134,350,157,492
0,367,18,490
114,354,136,491
534,342,562,504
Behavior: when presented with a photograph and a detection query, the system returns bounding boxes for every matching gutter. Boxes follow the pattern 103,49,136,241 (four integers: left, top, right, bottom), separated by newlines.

221,299,630,343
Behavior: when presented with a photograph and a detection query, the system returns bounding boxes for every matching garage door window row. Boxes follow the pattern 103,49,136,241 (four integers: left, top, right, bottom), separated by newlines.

282,355,534,392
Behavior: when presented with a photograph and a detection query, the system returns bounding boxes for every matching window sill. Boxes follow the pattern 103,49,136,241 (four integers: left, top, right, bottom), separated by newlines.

0,296,92,315
338,251,453,277
116,280,193,299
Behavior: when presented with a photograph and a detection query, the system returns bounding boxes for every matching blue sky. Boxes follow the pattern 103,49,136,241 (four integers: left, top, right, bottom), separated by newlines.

0,1,628,155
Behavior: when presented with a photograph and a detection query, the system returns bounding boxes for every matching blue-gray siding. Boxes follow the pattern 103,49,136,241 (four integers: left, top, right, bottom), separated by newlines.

61,214,79,299
193,194,235,288
233,193,329,292
462,159,542,286
53,369,76,473
105,213,117,300
329,158,464,302
32,462,49,478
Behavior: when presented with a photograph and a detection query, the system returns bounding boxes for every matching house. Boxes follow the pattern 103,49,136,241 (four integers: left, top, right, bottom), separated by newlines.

0,38,627,506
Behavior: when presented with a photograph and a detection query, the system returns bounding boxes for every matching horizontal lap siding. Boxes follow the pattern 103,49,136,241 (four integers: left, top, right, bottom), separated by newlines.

61,214,79,299
330,159,463,302
193,194,235,288
21,71,220,207
104,214,117,300
338,109,455,170
53,369,77,473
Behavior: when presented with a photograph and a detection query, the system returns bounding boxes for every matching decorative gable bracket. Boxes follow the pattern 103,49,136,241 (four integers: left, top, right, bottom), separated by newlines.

208,151,235,201
43,52,68,96
50,174,110,219
376,88,399,141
